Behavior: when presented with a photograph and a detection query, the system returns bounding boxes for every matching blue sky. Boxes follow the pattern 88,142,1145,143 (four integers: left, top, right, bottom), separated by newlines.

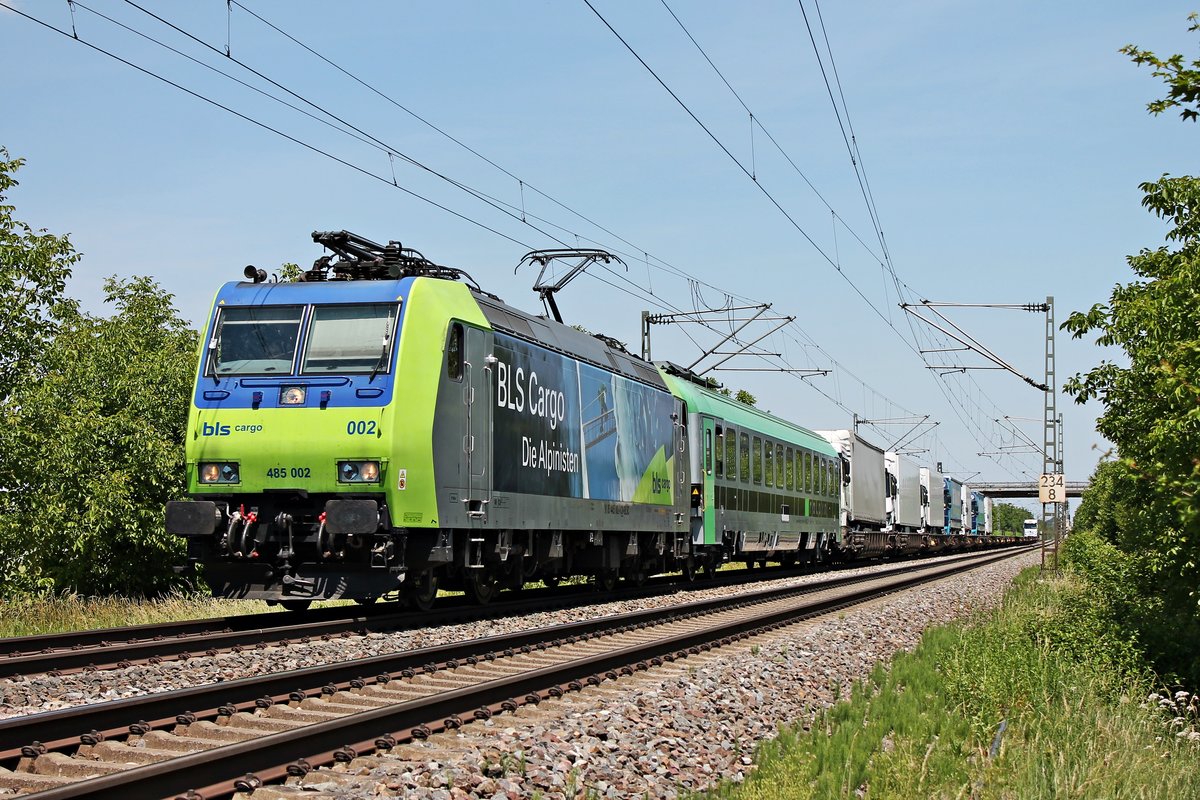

3,1,1197,509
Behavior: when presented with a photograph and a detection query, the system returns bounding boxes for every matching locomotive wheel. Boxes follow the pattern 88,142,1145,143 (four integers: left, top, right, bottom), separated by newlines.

405,570,439,612
354,596,378,606
279,599,312,613
465,571,499,605
542,576,561,589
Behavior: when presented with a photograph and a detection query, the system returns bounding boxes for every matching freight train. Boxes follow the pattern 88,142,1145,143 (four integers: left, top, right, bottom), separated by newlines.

166,231,1020,610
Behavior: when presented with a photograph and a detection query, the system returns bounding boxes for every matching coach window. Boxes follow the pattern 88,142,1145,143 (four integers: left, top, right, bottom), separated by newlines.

764,441,774,487
714,425,724,478
752,437,763,485
785,447,794,490
803,452,812,492
775,443,785,488
728,428,739,481
446,323,464,381
704,428,713,475
739,433,750,483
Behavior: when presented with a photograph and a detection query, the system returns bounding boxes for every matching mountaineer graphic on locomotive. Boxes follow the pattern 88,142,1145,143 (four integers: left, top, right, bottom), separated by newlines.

166,231,1019,610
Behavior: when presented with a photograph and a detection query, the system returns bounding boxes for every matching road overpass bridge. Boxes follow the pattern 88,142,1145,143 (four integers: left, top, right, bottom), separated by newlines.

971,481,1088,499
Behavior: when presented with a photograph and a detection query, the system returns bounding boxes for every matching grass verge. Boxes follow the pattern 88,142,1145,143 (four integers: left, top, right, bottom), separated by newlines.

713,567,1200,799
0,593,353,639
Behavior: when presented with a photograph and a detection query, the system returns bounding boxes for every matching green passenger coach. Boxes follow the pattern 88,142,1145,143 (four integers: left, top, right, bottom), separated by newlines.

660,366,840,568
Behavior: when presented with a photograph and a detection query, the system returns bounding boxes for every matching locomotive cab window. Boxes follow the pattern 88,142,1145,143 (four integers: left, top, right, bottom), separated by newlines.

209,305,304,376
302,303,399,374
446,322,464,381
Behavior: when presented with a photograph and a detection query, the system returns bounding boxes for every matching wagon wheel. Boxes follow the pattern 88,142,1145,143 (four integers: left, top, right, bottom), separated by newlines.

279,599,312,613
405,570,439,612
702,555,719,580
465,571,499,605
681,557,698,582
595,570,619,593
354,596,378,606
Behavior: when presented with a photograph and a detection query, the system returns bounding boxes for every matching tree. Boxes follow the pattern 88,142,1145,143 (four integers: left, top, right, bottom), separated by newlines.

1121,13,1200,122
0,148,80,404
278,261,303,282
1064,16,1200,592
991,502,1031,535
716,385,758,406
0,277,198,596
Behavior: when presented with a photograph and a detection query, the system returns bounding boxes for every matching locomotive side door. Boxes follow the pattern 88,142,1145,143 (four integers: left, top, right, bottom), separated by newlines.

462,326,492,517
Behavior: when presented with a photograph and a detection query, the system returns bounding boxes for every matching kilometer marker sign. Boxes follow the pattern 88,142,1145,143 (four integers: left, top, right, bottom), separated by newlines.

1039,473,1065,504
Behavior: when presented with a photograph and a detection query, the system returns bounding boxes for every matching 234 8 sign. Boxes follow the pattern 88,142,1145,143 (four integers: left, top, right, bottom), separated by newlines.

1039,473,1065,504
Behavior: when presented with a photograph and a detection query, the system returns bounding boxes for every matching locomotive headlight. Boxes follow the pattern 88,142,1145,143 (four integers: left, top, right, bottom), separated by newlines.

199,462,240,484
338,460,381,483
280,386,306,405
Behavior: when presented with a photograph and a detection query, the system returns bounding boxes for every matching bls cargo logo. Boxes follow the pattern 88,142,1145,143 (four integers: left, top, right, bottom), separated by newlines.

201,422,263,436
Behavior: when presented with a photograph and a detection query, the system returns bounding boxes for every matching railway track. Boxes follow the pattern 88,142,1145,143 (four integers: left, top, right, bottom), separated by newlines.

0,549,1013,679
0,547,1026,799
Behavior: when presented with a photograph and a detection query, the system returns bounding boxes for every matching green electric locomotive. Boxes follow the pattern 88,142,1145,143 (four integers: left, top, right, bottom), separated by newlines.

166,231,840,609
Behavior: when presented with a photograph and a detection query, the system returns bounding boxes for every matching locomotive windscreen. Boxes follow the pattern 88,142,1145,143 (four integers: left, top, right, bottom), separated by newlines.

301,303,399,374
209,305,304,375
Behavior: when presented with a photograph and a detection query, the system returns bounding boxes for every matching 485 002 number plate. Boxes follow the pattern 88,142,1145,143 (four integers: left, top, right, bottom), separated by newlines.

266,467,311,479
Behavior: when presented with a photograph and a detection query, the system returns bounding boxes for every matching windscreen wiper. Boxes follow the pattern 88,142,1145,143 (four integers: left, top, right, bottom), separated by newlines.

368,334,390,383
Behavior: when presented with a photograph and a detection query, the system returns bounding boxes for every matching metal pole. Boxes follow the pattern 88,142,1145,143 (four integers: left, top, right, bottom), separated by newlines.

1041,296,1057,572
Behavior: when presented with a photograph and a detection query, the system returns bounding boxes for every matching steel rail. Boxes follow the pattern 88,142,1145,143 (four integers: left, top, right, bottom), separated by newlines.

4,544,1027,800
0,548,1025,764
7,549,1027,799
0,548,1015,678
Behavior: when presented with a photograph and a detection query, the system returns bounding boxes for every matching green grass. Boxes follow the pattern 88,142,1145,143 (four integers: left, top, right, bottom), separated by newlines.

0,592,357,639
712,567,1200,800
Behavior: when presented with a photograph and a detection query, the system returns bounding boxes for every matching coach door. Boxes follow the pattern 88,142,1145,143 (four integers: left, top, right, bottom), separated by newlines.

462,326,492,518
